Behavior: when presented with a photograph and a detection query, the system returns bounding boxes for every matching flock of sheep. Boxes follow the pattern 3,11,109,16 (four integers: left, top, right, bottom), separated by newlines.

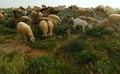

0,4,120,43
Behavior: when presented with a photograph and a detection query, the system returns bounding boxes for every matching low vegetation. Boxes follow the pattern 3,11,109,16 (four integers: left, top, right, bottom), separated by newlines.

0,6,120,74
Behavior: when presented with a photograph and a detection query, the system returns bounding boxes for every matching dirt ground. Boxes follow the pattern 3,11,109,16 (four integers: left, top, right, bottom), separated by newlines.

0,35,48,58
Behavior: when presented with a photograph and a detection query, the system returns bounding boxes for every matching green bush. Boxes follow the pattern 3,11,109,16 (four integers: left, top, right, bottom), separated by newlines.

54,25,70,36
73,50,99,65
86,26,112,38
61,38,87,53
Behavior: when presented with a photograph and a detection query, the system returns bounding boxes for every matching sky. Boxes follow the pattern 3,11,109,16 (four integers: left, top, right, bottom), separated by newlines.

0,0,119,8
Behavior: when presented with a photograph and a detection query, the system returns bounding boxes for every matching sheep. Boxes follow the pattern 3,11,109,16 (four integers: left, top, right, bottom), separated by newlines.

47,20,54,37
48,14,62,25
71,18,90,33
76,7,95,16
31,11,43,19
39,20,48,37
46,6,59,14
95,5,108,14
0,13,3,19
78,16,100,28
17,22,35,43
38,12,43,18
42,4,47,9
68,5,79,10
106,14,120,25
20,16,31,24
31,11,43,27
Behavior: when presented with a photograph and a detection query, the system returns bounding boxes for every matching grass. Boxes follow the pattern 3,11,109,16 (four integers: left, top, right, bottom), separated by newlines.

0,51,28,74
0,7,120,74
28,54,81,74
0,27,16,35
26,39,57,51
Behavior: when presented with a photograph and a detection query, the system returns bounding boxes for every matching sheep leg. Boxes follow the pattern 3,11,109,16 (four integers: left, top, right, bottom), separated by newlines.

49,32,53,37
82,25,85,33
42,33,48,38
49,29,53,37
88,24,93,29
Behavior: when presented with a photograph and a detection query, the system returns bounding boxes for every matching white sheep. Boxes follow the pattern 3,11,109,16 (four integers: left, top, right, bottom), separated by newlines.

39,20,48,37
17,22,35,43
78,16,100,27
71,18,90,33
106,14,120,25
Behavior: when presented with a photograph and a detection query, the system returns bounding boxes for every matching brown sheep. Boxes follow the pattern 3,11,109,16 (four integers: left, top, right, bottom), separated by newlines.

0,13,3,19
76,7,95,16
31,11,43,26
95,5,108,14
78,16,100,28
20,16,31,23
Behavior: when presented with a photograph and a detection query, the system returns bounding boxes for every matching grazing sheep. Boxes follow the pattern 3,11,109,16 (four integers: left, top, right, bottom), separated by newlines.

48,14,62,25
96,5,108,14
0,13,3,19
31,11,42,27
47,6,59,14
47,20,54,37
20,16,31,23
106,14,120,25
26,6,32,16
71,18,90,33
17,22,35,43
38,12,43,18
68,5,79,10
39,20,48,37
76,7,95,16
78,16,100,28
42,4,47,9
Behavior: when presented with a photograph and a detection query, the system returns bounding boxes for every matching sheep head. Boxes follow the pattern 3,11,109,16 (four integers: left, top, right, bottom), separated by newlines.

30,37,35,43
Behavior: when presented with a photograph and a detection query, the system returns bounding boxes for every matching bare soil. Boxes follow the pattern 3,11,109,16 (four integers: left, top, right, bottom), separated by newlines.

0,35,48,58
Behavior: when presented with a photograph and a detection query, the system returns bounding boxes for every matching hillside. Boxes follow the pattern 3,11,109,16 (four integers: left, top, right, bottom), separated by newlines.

0,6,120,74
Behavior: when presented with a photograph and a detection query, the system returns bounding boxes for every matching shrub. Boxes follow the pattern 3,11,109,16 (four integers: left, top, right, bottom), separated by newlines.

54,25,70,36
61,38,87,53
73,50,100,65
85,26,112,38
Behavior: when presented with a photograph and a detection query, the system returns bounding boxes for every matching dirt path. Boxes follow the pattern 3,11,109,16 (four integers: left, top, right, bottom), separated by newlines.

0,35,48,58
